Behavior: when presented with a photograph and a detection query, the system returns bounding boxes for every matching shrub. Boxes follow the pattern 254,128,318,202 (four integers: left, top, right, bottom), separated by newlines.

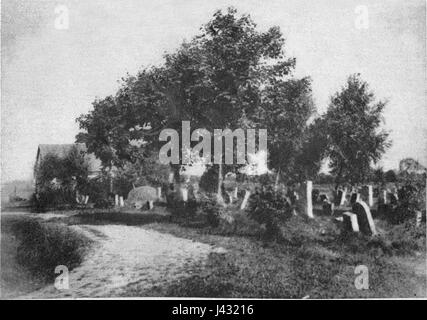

85,176,113,209
390,172,426,224
247,186,293,239
197,194,224,227
11,218,92,280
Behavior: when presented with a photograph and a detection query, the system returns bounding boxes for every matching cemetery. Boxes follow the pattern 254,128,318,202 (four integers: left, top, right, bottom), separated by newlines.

2,6,425,299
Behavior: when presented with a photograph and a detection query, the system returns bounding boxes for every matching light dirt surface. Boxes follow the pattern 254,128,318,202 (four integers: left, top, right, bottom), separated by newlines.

20,224,226,298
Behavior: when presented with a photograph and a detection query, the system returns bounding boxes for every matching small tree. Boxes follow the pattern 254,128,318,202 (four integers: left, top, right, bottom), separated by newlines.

34,146,89,210
384,169,397,183
321,74,391,187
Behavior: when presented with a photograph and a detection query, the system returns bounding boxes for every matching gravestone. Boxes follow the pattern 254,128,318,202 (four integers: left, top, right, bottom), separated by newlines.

296,181,313,218
181,187,188,202
340,189,347,206
319,194,329,202
312,189,320,203
119,196,124,207
352,200,377,236
334,190,343,206
368,185,373,207
343,211,359,232
240,190,251,210
322,200,334,215
350,193,360,205
416,211,422,227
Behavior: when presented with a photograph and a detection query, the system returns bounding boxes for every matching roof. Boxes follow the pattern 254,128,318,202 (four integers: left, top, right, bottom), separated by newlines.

36,143,102,173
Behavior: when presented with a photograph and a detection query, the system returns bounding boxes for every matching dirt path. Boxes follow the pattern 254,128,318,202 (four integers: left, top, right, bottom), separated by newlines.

22,224,226,298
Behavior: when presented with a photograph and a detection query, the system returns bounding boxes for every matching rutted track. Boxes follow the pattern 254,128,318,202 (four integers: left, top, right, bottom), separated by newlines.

22,223,226,298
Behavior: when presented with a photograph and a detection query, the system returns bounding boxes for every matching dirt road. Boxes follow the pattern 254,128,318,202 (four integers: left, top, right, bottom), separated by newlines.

17,223,226,298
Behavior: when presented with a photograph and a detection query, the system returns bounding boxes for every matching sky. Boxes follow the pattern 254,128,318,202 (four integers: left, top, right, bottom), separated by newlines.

1,0,426,182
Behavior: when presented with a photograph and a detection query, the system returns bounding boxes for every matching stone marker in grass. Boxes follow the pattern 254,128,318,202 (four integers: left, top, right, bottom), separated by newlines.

352,200,377,236
343,211,359,232
296,181,313,218
368,185,373,207
340,188,347,206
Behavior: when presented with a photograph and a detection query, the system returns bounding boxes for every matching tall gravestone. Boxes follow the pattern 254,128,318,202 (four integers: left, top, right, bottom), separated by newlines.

340,189,347,206
352,200,377,236
368,185,373,207
297,181,313,218
334,190,343,206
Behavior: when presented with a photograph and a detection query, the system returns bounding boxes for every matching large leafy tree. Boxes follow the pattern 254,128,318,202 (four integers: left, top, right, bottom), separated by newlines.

76,8,319,197
321,74,391,186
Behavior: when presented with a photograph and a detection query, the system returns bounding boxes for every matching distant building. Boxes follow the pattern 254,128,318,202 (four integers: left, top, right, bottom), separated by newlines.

34,143,102,182
399,158,426,174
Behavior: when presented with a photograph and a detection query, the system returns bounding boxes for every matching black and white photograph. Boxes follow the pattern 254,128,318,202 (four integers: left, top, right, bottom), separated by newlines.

1,0,426,302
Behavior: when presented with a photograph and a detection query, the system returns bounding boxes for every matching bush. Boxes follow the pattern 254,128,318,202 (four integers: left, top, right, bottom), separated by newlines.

11,218,92,280
85,176,113,209
197,194,224,227
247,186,293,239
390,172,426,224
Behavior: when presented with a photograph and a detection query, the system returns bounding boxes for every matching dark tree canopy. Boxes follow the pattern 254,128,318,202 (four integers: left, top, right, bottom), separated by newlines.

76,7,319,184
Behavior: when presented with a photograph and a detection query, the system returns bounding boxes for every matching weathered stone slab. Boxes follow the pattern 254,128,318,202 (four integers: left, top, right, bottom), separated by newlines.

350,193,360,205
296,181,313,218
343,211,359,232
322,200,334,215
340,189,347,206
240,190,251,210
334,190,343,206
352,200,377,236
368,185,373,207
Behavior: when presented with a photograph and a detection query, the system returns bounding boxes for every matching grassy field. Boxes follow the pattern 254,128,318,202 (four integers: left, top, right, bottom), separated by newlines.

129,215,425,298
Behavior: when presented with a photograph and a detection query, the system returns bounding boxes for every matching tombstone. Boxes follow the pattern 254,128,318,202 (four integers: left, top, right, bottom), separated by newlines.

115,194,119,206
389,192,398,206
296,181,313,218
191,183,200,201
416,211,422,227
352,200,377,236
156,187,162,199
226,192,234,204
350,193,360,205
119,196,124,207
382,190,388,204
233,187,238,199
240,190,251,210
148,200,154,210
168,172,174,183
312,189,320,203
181,187,188,202
334,190,343,206
342,211,359,232
368,185,373,207
319,194,329,202
340,189,347,206
322,200,334,216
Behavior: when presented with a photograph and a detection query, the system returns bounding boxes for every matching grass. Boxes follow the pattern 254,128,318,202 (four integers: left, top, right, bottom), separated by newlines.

10,217,93,281
130,213,426,298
